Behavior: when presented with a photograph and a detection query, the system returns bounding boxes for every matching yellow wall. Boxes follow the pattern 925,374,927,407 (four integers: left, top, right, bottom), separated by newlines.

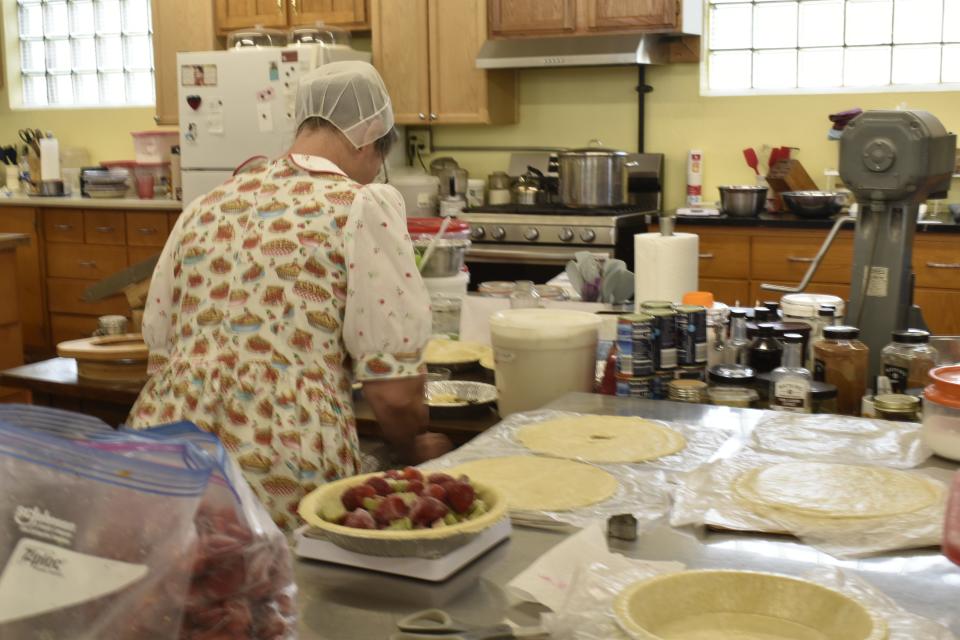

431,64,960,210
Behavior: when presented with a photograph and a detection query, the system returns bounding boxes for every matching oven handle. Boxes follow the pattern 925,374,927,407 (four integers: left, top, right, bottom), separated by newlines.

466,246,611,264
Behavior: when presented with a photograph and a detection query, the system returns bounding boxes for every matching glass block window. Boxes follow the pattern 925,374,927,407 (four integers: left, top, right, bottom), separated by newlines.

17,0,154,107
706,0,960,94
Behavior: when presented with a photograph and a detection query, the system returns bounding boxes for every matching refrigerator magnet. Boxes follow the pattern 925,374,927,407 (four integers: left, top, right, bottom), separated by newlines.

256,103,274,133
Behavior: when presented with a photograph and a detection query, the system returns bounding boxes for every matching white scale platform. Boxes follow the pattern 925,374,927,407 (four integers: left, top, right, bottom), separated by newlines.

294,519,512,582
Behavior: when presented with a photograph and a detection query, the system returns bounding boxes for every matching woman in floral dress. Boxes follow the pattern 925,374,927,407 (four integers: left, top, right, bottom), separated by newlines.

128,62,449,530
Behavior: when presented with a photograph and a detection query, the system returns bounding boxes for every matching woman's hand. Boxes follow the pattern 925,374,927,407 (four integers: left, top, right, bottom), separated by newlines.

413,432,454,463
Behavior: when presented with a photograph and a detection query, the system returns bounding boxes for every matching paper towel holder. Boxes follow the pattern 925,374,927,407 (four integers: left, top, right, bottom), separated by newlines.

659,214,675,237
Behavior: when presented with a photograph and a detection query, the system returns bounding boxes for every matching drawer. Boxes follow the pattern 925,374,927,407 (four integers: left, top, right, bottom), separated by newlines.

168,212,181,231
699,278,750,308
913,240,960,290
46,244,127,280
697,235,750,280
50,313,102,345
47,278,129,316
751,236,854,284
126,212,170,247
914,288,960,336
749,281,850,306
0,252,20,326
83,210,126,245
43,210,84,243
128,246,162,265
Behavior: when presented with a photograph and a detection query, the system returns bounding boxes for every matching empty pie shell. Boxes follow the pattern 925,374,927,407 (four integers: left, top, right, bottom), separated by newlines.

516,415,686,463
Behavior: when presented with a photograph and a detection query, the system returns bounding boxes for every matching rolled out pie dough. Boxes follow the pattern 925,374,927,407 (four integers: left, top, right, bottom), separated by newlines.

734,462,941,520
450,456,618,512
516,415,687,463
424,339,491,365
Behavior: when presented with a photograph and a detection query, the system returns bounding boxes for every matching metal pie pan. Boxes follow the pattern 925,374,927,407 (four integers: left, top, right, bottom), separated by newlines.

614,570,887,640
426,381,498,418
298,472,507,559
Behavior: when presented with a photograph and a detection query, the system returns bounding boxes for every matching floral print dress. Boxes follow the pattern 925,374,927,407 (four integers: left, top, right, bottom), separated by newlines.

128,154,432,531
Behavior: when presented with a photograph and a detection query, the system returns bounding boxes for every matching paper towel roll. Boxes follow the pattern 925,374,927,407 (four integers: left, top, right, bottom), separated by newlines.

634,232,699,309
39,137,60,182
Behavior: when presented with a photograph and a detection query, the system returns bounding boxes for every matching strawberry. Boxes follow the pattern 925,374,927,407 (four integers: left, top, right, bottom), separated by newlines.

342,509,376,529
365,476,394,496
341,484,376,511
446,481,475,514
374,494,410,526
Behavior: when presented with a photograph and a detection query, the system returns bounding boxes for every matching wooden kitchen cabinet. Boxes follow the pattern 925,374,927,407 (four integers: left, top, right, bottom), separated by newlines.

215,0,288,30
290,0,368,28
914,289,960,336
751,234,854,285
0,208,47,356
152,0,217,126
373,0,516,125
83,211,126,246
488,0,576,36
215,0,370,33
584,0,679,31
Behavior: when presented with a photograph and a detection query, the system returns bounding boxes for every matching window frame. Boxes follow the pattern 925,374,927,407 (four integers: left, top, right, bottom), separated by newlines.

700,0,960,97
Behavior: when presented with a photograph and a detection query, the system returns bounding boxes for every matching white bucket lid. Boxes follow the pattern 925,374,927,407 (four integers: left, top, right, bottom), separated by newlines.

490,309,602,342
780,293,846,318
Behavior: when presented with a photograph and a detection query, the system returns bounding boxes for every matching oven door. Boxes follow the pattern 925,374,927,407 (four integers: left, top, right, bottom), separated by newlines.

465,244,612,288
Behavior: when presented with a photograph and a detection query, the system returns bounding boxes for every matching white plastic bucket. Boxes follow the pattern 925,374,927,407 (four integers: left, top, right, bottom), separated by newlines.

490,309,602,416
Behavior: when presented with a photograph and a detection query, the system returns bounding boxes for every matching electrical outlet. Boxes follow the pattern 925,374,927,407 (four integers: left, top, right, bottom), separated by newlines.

406,127,432,160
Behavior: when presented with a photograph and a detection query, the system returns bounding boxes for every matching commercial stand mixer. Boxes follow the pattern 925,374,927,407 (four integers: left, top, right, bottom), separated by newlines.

764,110,957,378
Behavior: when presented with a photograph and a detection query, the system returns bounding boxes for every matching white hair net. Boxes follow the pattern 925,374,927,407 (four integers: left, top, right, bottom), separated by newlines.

295,61,395,149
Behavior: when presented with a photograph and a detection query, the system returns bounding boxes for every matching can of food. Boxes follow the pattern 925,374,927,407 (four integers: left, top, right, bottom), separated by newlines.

640,300,674,311
619,313,655,376
648,309,678,370
668,378,708,403
651,369,675,399
676,365,706,381
675,304,707,365
617,352,633,377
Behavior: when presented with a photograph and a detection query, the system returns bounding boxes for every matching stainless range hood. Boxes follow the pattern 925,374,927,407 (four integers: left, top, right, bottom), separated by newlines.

476,34,668,69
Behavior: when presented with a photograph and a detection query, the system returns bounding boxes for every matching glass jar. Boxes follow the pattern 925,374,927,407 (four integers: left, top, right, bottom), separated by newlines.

881,329,938,394
707,363,757,408
478,281,516,298
430,294,462,339
813,325,869,416
780,293,845,361
708,386,759,409
510,281,543,309
810,381,839,414
772,322,812,369
874,393,921,422
668,379,708,403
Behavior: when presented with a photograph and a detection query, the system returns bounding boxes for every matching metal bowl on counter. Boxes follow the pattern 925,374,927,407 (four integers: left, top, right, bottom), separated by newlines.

719,185,767,217
781,191,847,219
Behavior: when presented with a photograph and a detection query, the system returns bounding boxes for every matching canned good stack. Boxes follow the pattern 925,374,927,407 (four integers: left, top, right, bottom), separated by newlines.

615,301,708,399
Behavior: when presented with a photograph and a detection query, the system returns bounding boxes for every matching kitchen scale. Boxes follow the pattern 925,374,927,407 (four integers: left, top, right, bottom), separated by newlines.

294,518,512,582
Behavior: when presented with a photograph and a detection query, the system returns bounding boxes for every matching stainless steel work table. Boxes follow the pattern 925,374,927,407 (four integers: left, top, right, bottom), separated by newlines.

295,392,960,638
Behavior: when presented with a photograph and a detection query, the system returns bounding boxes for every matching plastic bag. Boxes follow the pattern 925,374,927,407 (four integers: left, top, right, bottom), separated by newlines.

0,422,210,639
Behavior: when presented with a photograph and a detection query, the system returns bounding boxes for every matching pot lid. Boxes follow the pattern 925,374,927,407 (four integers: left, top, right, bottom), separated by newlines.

560,147,628,157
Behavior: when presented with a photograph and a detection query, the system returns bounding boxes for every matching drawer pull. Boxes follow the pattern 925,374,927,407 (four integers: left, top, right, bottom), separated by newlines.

54,224,74,231
926,261,960,269
78,260,97,268
137,227,159,235
698,252,715,259
786,256,815,263
95,226,115,233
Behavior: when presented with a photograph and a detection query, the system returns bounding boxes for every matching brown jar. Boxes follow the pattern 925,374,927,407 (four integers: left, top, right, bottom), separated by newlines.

813,325,869,416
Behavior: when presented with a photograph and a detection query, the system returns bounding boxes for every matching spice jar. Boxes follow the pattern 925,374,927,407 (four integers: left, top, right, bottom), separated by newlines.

881,329,938,393
748,323,783,375
813,325,869,416
707,363,757,408
810,381,839,414
668,379,708,403
874,393,921,422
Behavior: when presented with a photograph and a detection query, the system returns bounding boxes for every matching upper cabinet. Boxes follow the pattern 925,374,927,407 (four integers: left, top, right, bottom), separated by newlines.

488,0,698,36
214,0,371,33
488,0,576,36
373,0,516,125
152,0,217,126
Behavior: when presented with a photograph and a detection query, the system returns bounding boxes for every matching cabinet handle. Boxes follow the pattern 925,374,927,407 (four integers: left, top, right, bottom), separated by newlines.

137,227,159,235
418,113,426,120
289,0,297,14
54,224,73,231
95,226,115,233
698,252,715,259
78,260,97,268
786,256,815,263
926,261,960,269
429,113,438,120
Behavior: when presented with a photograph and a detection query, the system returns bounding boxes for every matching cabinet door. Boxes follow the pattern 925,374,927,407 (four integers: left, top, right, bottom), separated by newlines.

126,213,171,247
914,288,960,336
584,0,678,31
0,208,47,355
488,0,576,36
751,234,854,285
291,0,368,27
152,0,216,125
372,0,430,125
913,237,960,290
700,278,750,307
428,0,516,124
215,0,288,32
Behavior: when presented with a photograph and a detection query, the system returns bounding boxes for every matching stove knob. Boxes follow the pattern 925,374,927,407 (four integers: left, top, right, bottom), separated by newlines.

491,226,506,241
580,229,596,243
470,226,485,240
558,227,575,242
524,227,540,242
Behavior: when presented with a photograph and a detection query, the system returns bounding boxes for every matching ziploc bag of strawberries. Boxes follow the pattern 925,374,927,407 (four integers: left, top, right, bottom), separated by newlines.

0,420,211,639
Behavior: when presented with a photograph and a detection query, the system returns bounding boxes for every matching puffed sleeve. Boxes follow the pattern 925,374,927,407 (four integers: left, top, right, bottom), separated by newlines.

141,211,185,373
342,183,432,382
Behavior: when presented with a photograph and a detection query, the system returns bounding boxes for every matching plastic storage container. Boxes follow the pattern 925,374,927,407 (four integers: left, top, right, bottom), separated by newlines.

131,131,179,164
923,365,960,461
407,218,471,278
133,163,171,200
391,174,440,217
226,26,288,49
490,309,602,416
944,471,960,566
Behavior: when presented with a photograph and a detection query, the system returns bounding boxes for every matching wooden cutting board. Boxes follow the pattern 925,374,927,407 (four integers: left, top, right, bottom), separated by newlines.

57,333,149,382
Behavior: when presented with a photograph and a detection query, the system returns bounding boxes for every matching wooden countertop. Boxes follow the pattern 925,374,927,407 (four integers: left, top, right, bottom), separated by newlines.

0,233,30,251
0,194,181,211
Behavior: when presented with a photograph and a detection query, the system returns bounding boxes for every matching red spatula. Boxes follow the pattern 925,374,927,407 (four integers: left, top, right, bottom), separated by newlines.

743,148,760,176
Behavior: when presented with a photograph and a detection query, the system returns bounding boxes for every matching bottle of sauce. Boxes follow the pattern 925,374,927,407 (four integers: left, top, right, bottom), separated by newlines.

881,329,938,393
770,333,812,413
813,325,869,416
748,323,783,374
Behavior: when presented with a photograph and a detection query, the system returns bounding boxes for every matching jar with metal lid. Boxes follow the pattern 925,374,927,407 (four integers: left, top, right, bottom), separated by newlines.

813,325,869,416
640,300,674,311
708,363,756,387
881,329,938,394
874,393,921,422
668,379,708,403
478,281,516,297
781,293,846,361
707,386,759,408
